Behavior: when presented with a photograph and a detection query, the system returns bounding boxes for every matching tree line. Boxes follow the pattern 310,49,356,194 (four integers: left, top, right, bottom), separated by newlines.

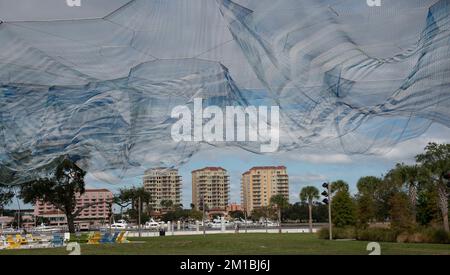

279,142,449,236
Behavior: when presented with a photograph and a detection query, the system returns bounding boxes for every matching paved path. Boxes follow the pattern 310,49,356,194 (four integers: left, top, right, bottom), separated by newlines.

127,227,319,237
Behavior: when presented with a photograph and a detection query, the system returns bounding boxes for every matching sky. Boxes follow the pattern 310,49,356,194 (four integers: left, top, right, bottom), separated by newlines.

1,0,448,209
83,123,449,208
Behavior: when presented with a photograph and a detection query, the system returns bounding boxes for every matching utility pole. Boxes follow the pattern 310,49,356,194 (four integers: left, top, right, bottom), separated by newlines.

202,196,206,236
265,208,268,233
138,196,142,238
328,183,332,241
14,189,21,230
322,182,332,240
244,207,247,233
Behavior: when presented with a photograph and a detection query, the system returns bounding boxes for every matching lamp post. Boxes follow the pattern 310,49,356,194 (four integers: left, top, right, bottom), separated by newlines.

14,189,21,230
322,182,332,240
138,196,141,238
244,207,247,233
200,195,206,236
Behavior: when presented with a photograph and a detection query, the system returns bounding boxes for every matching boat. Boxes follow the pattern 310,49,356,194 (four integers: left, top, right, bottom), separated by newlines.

144,219,160,229
110,219,128,229
32,223,64,233
208,217,234,228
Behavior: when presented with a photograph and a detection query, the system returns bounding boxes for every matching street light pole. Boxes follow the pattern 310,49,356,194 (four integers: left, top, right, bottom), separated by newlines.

14,189,21,230
201,196,206,236
244,207,247,233
138,196,141,238
327,183,332,241
322,182,333,240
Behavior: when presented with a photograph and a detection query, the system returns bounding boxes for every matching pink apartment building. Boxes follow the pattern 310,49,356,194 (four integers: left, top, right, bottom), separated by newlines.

34,189,113,230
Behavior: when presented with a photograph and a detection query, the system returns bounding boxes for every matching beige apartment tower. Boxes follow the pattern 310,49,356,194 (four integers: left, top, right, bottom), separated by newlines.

192,167,230,211
241,166,289,213
143,168,182,212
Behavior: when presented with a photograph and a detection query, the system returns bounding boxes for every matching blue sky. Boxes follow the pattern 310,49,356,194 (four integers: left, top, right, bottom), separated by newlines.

81,123,450,208
9,122,450,210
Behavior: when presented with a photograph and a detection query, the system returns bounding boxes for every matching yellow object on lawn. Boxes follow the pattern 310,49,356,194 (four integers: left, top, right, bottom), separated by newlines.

6,235,21,249
87,232,102,245
116,231,129,244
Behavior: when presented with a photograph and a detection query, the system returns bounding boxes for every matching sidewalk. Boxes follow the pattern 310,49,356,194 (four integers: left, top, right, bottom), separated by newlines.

127,227,319,237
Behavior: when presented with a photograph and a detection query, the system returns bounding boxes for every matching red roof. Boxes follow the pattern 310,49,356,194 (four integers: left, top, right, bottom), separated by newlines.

250,166,286,171
242,166,286,175
192,167,227,173
85,189,111,193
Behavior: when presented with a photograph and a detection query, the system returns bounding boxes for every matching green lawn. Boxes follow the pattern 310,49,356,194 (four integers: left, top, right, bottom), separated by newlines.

1,233,449,255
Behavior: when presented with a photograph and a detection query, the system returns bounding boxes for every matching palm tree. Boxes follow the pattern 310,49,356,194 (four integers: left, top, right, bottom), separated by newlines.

391,163,421,223
270,194,289,233
300,186,320,233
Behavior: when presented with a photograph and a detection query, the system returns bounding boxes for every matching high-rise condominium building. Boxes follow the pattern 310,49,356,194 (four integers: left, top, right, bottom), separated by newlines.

192,167,230,211
143,168,182,212
241,166,289,213
34,189,113,230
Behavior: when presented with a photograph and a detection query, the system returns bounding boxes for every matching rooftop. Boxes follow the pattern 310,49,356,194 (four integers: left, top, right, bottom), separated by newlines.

192,167,227,173
84,189,112,193
242,166,287,175
144,167,179,173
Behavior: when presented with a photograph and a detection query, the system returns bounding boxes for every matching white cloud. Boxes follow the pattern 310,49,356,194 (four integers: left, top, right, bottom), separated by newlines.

288,153,353,164
86,171,121,184
381,125,450,162
289,173,327,184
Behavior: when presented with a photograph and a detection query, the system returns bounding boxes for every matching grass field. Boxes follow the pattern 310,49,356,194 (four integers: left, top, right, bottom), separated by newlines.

1,233,449,255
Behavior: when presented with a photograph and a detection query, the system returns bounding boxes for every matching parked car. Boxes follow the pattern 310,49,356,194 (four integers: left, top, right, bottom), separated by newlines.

110,219,128,229
144,219,160,229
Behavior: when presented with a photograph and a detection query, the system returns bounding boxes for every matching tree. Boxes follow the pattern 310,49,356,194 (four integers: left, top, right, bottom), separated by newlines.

188,209,203,221
331,189,356,228
20,156,109,233
377,174,403,222
389,192,415,232
300,186,320,233
270,194,289,233
250,206,276,221
114,187,152,222
283,202,308,222
132,187,152,215
331,180,349,194
113,188,134,219
161,208,203,222
160,199,174,212
416,184,440,226
0,184,14,216
313,203,330,223
229,210,244,220
389,163,422,223
416,142,450,232
355,176,383,227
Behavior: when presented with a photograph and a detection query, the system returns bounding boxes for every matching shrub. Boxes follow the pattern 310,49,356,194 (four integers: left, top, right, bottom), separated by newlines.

356,228,397,242
317,227,356,240
318,226,450,244
421,228,450,244
317,227,329,239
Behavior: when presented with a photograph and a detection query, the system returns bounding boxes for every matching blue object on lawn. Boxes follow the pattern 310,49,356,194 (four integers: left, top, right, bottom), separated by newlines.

100,232,120,244
100,232,112,244
51,234,64,247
